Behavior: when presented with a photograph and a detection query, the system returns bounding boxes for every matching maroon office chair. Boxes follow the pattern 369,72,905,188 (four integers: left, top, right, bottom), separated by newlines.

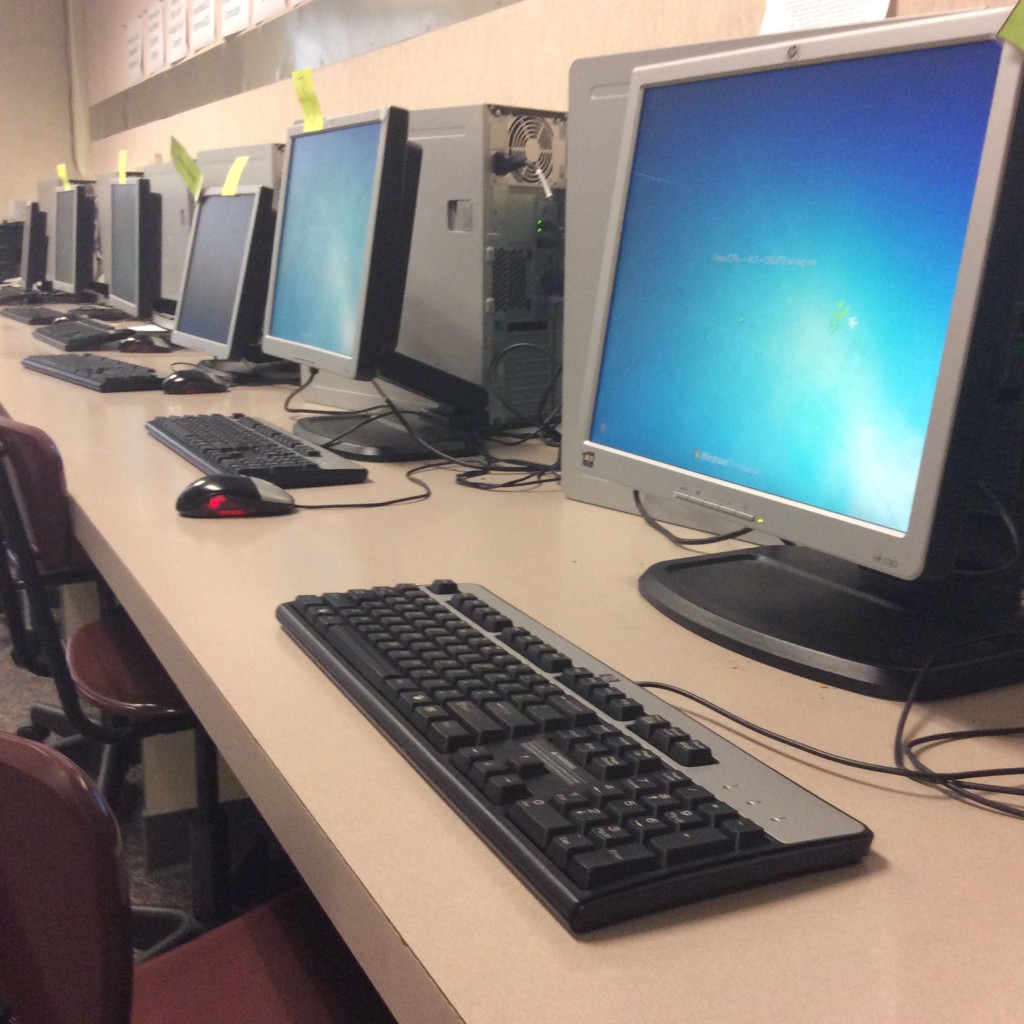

0,732,396,1024
0,416,228,923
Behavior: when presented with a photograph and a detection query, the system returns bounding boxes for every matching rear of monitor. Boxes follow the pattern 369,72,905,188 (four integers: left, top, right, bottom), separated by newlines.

142,161,195,325
107,177,160,318
19,202,47,290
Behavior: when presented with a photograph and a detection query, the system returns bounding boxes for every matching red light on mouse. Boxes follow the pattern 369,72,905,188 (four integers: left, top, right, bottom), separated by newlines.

207,494,248,517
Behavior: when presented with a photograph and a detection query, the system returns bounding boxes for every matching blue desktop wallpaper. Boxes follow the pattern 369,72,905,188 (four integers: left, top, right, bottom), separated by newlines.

268,120,382,357
590,42,1001,532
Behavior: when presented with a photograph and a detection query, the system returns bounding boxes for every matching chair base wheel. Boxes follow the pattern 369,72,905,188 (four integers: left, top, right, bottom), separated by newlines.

16,724,49,742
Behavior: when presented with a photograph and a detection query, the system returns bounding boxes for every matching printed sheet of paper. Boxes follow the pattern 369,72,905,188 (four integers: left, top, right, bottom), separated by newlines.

762,0,889,34
126,16,144,83
221,0,251,37
145,3,166,74
166,0,189,63
190,0,216,51
253,0,288,25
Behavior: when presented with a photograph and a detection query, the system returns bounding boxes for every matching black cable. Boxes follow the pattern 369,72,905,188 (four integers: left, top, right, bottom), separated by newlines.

293,462,437,511
638,679,1023,786
367,379,562,489
485,342,563,439
633,491,752,546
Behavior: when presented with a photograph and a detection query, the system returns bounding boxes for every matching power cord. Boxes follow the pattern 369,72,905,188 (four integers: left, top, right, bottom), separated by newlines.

638,632,1024,819
633,490,752,546
292,462,437,511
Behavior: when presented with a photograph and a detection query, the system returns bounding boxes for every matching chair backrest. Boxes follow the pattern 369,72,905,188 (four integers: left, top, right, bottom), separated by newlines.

0,417,80,577
0,732,134,1024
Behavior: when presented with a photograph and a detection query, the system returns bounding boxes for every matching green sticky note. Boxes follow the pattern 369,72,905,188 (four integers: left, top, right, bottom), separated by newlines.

56,163,71,190
170,136,203,200
118,149,128,184
292,68,324,133
999,1,1024,52
222,155,249,197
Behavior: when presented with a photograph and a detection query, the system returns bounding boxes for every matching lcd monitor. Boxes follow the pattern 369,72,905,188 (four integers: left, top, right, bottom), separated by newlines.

19,202,47,290
52,183,95,295
107,178,160,318
262,107,487,460
580,9,1024,699
172,185,285,381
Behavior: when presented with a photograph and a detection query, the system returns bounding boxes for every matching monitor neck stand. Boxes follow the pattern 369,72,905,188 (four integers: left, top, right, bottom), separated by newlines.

292,350,490,462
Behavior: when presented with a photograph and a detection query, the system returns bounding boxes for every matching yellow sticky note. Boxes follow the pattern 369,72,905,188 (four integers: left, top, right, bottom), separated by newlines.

292,68,324,133
222,155,249,197
57,163,71,191
170,136,203,200
118,149,128,184
999,1,1024,52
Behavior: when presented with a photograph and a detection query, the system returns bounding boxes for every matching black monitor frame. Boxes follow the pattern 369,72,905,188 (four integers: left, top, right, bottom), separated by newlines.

19,203,47,290
107,177,160,319
51,183,95,295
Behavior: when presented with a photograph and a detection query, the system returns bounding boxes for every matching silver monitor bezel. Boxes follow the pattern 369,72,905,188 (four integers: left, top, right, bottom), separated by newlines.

580,9,1024,581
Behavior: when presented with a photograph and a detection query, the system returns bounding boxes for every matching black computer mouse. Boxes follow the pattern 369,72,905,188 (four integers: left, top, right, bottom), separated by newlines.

162,368,229,394
176,474,297,518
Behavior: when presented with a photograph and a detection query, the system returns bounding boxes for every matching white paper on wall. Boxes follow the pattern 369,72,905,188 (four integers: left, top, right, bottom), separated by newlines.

190,0,216,51
145,3,166,75
761,0,889,33
126,16,145,83
252,0,288,26
221,0,251,36
167,0,189,63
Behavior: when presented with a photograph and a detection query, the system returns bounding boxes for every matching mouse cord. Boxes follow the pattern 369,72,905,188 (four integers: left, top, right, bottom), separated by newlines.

291,462,440,510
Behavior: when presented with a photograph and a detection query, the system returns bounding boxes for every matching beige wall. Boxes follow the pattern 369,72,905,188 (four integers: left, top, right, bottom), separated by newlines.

0,0,78,215
3,0,999,207
79,0,991,179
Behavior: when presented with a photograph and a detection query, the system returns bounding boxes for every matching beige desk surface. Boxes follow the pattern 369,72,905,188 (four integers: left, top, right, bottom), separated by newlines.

2,316,1022,1024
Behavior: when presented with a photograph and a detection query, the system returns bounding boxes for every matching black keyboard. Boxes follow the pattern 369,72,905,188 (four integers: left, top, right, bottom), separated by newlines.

276,582,873,933
146,413,368,488
21,353,164,392
32,318,133,351
66,304,133,322
2,305,64,325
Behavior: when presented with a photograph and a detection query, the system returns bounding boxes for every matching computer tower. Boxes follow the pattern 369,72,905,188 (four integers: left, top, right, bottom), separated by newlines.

304,104,567,429
196,143,285,201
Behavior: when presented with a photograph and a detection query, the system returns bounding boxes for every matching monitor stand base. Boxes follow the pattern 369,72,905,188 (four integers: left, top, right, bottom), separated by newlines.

293,411,482,462
640,544,1024,700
